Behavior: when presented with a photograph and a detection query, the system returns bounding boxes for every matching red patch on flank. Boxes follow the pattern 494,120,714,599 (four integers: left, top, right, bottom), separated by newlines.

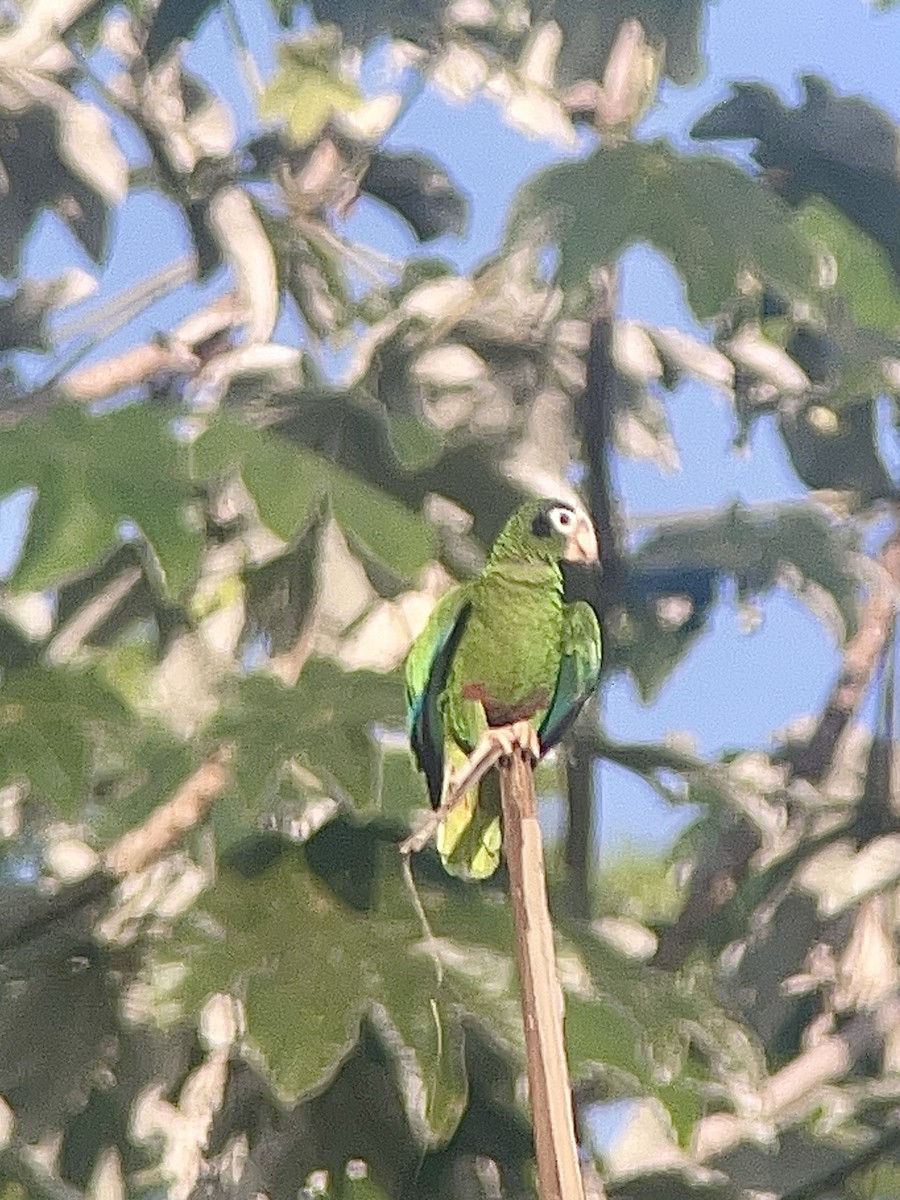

460,683,551,726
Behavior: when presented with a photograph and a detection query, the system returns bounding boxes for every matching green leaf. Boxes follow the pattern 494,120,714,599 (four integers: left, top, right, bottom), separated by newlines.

242,508,326,656
194,414,322,541
260,35,362,146
91,728,199,845
340,1178,392,1200
0,405,202,597
508,140,813,319
213,660,408,813
362,152,468,243
144,0,217,62
194,414,434,578
377,748,429,820
385,415,443,471
0,667,130,812
566,993,649,1086
795,199,900,333
614,503,859,698
172,828,468,1137
303,0,444,49
328,469,429,579
656,1079,705,1146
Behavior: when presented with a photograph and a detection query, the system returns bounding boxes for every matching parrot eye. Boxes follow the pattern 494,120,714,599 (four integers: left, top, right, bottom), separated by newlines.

531,501,577,539
549,506,575,533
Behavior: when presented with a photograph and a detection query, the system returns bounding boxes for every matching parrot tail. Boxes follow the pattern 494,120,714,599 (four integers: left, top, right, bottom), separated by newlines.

436,767,502,879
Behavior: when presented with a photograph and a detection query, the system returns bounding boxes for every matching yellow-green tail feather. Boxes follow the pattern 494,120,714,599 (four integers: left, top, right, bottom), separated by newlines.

436,762,502,880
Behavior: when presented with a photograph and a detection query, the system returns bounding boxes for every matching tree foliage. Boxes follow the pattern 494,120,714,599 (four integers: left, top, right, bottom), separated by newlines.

3,2,900,1199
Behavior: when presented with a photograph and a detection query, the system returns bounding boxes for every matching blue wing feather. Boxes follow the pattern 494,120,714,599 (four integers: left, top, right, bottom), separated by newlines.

405,588,472,808
538,601,602,751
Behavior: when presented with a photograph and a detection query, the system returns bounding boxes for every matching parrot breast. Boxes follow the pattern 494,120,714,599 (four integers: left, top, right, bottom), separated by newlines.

442,563,564,750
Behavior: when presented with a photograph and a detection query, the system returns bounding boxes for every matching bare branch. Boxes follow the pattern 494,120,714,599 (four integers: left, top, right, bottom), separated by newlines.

563,272,625,921
47,567,141,665
779,523,900,782
59,295,242,405
565,735,594,919
103,745,232,877
579,271,627,611
694,996,900,1163
500,751,589,1200
59,341,199,404
586,731,709,777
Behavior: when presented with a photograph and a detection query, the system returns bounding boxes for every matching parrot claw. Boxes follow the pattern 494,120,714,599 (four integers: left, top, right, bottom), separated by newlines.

486,721,540,763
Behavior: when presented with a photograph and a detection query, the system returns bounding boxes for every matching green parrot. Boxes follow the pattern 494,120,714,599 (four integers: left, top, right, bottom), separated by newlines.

404,498,602,878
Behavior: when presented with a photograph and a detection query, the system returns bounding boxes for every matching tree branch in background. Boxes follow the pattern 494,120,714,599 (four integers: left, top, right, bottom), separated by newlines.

779,1125,900,1200
103,745,232,877
694,995,900,1163
499,750,589,1200
778,521,900,783
0,295,242,427
0,748,233,958
565,736,594,919
579,269,627,610
60,295,241,405
587,733,707,777
565,269,626,920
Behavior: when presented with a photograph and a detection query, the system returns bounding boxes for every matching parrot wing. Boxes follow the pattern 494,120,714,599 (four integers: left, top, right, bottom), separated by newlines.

404,586,472,808
538,600,602,752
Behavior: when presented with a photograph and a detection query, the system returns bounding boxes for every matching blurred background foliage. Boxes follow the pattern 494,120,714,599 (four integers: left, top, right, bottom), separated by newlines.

3,1,900,1198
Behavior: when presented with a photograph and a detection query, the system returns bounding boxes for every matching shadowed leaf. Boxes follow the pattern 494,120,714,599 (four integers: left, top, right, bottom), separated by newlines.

508,140,812,319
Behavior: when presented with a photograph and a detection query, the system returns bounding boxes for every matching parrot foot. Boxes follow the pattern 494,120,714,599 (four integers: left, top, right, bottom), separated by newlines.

400,723,539,858
486,720,541,763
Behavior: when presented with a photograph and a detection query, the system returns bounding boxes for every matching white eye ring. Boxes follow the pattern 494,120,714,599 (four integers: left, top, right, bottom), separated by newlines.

549,507,575,533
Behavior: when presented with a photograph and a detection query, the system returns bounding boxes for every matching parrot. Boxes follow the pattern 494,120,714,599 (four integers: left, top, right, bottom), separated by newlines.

404,498,602,878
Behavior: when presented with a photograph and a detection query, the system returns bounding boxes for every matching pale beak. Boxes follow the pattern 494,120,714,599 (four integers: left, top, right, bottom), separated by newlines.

563,514,599,564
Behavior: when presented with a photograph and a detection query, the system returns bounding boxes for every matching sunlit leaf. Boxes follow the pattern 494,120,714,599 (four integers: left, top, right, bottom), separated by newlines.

795,199,900,332
0,405,202,597
261,35,363,146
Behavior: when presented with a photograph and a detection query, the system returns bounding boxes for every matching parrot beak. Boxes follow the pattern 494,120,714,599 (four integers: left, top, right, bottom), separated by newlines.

563,514,599,564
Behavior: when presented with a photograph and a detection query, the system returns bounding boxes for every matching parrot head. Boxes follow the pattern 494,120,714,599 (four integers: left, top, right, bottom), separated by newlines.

490,499,599,567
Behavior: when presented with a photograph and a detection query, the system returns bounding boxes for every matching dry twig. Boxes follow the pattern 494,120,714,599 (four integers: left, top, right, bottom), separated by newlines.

60,295,241,405
694,995,900,1162
782,524,900,782
103,745,232,877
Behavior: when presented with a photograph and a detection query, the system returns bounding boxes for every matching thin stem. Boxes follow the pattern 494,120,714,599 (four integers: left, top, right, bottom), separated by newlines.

104,745,232,877
564,736,593,920
399,737,504,857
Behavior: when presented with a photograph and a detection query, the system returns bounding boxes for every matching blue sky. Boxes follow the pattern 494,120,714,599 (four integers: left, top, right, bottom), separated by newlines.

3,0,900,850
